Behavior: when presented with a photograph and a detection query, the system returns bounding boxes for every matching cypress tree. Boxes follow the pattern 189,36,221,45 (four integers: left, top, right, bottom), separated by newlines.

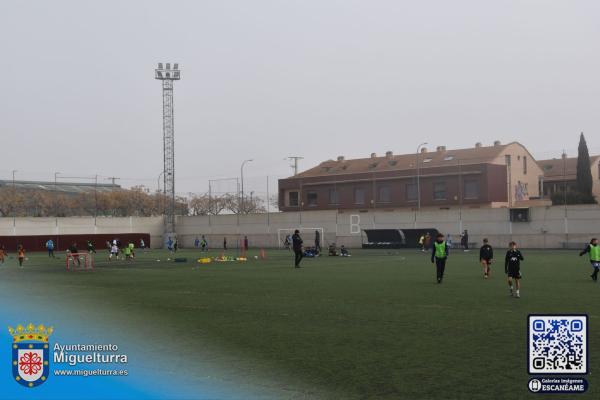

576,132,595,203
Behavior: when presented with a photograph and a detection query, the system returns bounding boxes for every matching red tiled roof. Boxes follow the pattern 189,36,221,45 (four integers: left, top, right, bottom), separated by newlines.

538,156,600,181
293,143,513,179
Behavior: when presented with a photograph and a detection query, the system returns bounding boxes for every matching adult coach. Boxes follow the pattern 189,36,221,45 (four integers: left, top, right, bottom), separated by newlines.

292,230,303,268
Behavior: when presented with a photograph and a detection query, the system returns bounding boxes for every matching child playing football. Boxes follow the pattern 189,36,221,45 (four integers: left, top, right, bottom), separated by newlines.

109,243,119,261
17,245,25,267
579,238,600,282
479,238,494,279
505,241,524,298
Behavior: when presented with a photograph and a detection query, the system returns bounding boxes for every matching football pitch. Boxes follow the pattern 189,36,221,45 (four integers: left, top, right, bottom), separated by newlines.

1,247,599,399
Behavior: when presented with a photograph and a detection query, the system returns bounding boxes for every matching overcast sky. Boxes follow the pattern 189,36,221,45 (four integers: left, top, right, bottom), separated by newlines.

1,0,598,196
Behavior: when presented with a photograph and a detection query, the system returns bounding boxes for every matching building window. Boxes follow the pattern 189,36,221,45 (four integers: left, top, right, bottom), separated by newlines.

288,191,299,207
354,187,365,205
523,156,527,175
464,180,479,199
307,191,318,206
329,189,339,205
433,182,446,200
406,183,417,201
378,186,392,203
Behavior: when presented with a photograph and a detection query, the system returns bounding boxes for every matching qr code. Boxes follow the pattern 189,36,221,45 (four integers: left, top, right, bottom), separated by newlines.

528,315,587,374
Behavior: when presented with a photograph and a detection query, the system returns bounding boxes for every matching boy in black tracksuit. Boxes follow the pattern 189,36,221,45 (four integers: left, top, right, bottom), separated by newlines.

505,241,524,298
479,238,494,279
292,230,303,268
431,233,449,283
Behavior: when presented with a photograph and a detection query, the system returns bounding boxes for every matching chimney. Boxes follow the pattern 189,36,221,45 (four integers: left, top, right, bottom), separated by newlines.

385,151,393,159
475,142,482,148
420,147,428,153
337,156,345,162
370,153,377,159
493,140,501,146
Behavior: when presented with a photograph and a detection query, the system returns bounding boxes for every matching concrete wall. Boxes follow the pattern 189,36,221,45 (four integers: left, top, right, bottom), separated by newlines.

1,205,599,250
0,217,164,248
176,205,600,249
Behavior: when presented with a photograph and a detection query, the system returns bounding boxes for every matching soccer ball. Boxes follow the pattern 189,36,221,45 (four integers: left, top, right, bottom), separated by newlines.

254,256,258,259
156,259,160,262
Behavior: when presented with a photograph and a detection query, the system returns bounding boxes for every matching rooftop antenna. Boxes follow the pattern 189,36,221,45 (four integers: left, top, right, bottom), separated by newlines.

287,156,304,176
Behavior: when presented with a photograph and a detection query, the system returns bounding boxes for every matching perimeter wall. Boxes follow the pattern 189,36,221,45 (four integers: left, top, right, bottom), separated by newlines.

0,205,599,250
175,205,600,249
0,217,164,249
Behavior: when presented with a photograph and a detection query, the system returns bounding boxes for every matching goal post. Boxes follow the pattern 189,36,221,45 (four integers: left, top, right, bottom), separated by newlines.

66,252,93,271
277,227,324,249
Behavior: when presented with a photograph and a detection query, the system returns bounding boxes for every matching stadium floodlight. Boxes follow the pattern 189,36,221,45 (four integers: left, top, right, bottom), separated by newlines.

240,159,254,213
416,142,428,210
155,63,181,235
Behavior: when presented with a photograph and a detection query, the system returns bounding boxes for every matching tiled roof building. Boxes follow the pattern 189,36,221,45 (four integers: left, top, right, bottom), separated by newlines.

279,141,546,211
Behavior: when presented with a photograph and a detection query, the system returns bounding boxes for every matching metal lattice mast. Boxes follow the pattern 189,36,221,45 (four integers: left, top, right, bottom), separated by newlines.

155,63,180,234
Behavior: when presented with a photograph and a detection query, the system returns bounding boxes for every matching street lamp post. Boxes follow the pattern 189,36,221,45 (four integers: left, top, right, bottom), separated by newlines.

54,172,61,221
240,159,253,213
158,171,165,193
157,171,167,214
416,143,428,210
11,170,17,227
94,174,98,225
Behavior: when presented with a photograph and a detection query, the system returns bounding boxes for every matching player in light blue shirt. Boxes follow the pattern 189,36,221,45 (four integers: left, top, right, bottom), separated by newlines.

46,239,55,258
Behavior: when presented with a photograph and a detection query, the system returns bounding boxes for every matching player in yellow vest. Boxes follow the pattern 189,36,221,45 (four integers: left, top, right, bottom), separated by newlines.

579,238,600,282
431,233,449,284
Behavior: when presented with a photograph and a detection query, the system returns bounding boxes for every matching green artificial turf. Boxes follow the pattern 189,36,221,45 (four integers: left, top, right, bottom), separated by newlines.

1,248,599,399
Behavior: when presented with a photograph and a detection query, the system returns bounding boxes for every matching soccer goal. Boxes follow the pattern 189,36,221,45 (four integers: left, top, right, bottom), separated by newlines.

277,228,325,249
66,253,93,271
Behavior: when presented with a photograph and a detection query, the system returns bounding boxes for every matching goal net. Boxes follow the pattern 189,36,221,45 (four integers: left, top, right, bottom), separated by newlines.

277,228,324,249
66,252,93,271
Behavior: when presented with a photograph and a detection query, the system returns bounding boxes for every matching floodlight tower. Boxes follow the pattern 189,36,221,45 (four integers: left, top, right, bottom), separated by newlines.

155,62,181,235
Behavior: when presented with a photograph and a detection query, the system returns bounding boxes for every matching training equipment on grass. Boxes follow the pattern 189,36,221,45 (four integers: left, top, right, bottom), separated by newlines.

213,255,247,262
277,227,324,249
65,253,93,272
